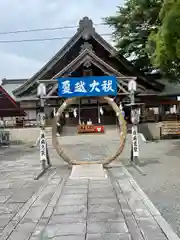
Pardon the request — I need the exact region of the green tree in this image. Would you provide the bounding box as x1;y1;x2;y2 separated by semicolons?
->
105;0;162;74
148;0;180;80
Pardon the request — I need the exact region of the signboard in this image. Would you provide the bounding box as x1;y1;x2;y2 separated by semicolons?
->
95;126;104;133
131;125;139;157
57;76;117;98
40;131;47;161
77;124;104;134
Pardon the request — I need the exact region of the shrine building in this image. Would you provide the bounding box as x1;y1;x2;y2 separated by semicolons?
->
2;17;180;136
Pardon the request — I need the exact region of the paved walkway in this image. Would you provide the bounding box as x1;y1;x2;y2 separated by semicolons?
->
0;130;180;240
0;157;179;240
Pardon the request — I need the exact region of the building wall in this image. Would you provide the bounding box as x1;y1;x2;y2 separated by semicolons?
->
139;122;161;140
20;101;37;123
9;127;40;143
8;127;51;143
2;117;16;127
19;101;38;126
24;109;37;120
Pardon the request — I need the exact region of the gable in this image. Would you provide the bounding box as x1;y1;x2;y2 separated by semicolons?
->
46;49;146;97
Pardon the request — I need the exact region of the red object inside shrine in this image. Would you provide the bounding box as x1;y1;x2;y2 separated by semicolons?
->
77;124;104;134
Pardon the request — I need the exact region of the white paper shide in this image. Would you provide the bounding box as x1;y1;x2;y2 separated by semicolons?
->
40;131;47;161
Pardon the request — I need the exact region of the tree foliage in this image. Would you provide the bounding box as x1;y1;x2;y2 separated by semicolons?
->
105;0;162;74
148;0;180;80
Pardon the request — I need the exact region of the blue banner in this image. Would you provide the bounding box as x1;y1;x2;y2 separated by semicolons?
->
57;76;117;98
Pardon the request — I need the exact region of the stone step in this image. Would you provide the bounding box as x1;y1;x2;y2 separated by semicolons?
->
69;164;107;180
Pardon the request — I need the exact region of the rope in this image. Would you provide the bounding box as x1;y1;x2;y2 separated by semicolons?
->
51;97;127;165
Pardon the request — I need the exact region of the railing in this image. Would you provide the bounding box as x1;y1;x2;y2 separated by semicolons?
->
163;113;179;121
160;121;180;139
1;119;39;128
144;114;159;122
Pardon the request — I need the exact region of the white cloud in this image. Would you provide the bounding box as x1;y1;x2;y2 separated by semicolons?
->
0;0;124;79
0;52;43;79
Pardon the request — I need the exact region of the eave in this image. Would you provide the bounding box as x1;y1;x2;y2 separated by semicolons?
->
16;96;39;102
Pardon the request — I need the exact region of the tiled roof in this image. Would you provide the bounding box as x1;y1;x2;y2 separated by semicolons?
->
157;79;180;96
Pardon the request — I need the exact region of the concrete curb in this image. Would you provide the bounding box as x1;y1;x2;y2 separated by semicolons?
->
122;167;180;240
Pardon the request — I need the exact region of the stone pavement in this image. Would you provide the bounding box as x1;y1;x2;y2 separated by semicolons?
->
0;159;179;239
0;128;180;240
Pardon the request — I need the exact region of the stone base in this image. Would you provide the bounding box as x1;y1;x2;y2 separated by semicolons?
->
69;164;107;180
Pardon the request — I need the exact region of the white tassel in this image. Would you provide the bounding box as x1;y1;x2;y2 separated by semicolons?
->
65;113;69;118
53;108;56;117
119;103;123;111
100;107;104;115
73;109;77;118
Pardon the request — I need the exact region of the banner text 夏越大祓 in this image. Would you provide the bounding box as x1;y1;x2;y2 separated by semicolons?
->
57;76;117;98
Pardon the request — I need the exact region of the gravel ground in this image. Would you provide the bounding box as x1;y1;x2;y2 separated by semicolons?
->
126;139;180;237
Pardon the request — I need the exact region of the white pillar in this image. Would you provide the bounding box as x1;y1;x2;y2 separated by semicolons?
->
98;100;101;124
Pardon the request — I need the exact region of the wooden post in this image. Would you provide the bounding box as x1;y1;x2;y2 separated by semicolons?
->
161;104;165;121
177;102;180;119
141;103;146;122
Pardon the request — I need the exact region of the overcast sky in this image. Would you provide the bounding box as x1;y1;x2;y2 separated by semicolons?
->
0;0;124;80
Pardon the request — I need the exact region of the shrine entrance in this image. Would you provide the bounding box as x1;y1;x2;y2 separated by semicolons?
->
79;98;99;124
